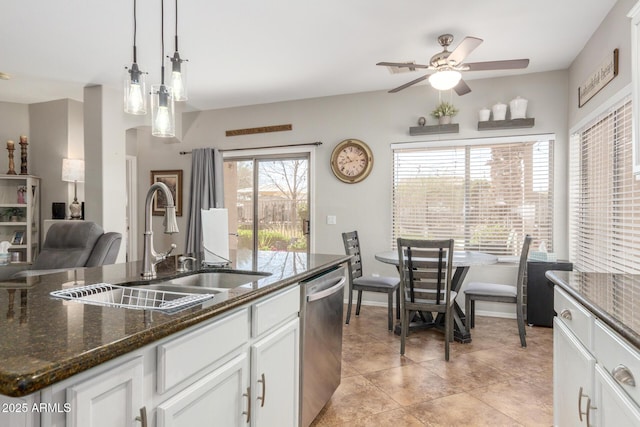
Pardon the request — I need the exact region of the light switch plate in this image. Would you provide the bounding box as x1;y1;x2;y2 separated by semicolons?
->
327;215;336;225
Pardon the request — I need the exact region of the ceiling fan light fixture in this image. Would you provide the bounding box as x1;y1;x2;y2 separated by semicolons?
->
428;70;461;91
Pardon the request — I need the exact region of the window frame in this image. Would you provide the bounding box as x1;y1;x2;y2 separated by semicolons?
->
391;134;555;256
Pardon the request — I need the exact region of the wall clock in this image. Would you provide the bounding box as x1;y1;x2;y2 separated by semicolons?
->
330;139;373;183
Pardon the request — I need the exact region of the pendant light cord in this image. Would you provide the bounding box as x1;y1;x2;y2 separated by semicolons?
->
160;0;165;85
174;0;178;51
132;0;138;62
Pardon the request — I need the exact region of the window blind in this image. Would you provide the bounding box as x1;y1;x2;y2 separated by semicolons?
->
392;137;554;256
569;97;640;273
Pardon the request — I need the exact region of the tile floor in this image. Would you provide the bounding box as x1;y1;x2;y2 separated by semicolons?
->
311;305;553;427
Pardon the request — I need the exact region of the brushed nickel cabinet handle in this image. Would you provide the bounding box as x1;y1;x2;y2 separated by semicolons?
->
584;396;595;427
612;364;636;387
560;309;572;320
578;387;597;425
257;373;266;407
135;406;148;427
242;386;251;423
578;386;584;422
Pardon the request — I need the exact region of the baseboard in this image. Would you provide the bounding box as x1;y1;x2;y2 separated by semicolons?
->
345;299;517;320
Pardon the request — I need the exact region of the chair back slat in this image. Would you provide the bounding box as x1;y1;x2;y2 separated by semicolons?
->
342;230;364;280
516;235;533;305
398;238;454;306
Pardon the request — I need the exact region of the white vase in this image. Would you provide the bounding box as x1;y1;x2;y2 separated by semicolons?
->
492;102;507;121
478;108;490;121
509;96;528;119
439;115;452;125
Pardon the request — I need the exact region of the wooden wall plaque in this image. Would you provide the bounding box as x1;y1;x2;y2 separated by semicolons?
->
225;124;292;137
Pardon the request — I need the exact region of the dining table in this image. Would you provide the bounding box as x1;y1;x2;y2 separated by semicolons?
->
375;250;498;343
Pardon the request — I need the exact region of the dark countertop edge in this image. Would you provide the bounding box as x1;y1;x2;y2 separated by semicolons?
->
1;257;350;398
546;271;640;349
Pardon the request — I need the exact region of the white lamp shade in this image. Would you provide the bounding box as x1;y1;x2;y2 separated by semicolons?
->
428;70;462;91
62;158;85;183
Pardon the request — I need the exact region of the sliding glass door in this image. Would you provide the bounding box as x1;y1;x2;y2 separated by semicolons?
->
224;154;310;262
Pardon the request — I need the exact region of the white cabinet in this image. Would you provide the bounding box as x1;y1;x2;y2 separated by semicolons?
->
250;319;299;427
0;394;39;427
65;356;144;427
553;286;640;426
0;175;40;263
156;353;250;427
595;364;640;426
554;318;596;426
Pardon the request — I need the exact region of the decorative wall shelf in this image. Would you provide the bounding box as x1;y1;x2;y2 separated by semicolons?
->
409;123;459;136
477;118;535;131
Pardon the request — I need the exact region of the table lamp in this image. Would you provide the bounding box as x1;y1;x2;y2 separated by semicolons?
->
62;159;84;219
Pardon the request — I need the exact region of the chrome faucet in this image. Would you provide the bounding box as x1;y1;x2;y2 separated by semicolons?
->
142;182;179;279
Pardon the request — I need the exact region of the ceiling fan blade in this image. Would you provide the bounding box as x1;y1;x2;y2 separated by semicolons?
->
465;59;530;71
388;74;429;93
377;61;429;69
453;79;471;96
448;36;483;64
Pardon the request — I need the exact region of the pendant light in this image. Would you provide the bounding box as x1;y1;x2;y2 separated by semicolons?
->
151;0;175;137
124;0;147;115
168;0;188;101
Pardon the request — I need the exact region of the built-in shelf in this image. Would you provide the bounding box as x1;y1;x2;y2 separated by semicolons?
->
477;118;535;130
409;123;459;136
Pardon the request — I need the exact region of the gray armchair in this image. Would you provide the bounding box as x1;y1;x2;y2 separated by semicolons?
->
13;222;122;277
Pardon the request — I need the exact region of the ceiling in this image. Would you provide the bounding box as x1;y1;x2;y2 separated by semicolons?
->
0;0;617;112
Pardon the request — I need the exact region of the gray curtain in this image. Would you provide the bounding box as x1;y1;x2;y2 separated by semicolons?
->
185;148;224;254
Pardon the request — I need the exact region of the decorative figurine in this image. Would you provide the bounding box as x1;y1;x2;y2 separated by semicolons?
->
19;136;28;175
6;140;16;175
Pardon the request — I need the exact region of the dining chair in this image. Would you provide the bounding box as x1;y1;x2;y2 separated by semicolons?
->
397;238;455;361
342;231;400;330
464;234;533;348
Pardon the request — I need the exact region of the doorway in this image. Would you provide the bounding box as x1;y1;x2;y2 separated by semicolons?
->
223;153;310;262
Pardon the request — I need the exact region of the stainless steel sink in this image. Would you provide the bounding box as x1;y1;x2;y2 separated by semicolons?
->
167;271;271;289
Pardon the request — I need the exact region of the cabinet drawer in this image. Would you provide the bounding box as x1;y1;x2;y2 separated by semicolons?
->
252;285;300;337
554;286;593;349
157;308;249;393
594;320;640;406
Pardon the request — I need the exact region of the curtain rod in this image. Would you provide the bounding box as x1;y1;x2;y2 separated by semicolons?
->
179;141;322;155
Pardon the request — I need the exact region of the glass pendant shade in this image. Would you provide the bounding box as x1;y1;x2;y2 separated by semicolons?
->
169;52;187;101
428;70;462;91
151;84;175;137
124;64;147;114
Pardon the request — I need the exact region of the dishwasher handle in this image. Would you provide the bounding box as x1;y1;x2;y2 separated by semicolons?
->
307;276;346;302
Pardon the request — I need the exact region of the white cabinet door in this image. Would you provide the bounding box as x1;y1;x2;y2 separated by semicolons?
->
554;318;596;426
251;319;299;427
157;353;250;427
595;364;640;426
0;394;39;427
66;356;144;427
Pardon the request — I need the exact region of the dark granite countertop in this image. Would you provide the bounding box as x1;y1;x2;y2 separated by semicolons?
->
546;270;640;350
0;251;350;397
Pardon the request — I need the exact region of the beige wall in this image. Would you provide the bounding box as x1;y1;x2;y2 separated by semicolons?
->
569;0;635;128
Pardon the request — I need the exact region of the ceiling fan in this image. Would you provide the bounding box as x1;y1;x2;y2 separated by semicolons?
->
377;34;529;95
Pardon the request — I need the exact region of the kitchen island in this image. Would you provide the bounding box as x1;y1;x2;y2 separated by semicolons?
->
0;250;350;426
547;271;640;425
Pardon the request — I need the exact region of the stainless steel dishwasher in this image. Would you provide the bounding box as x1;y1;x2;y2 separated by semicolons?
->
299;265;346;427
